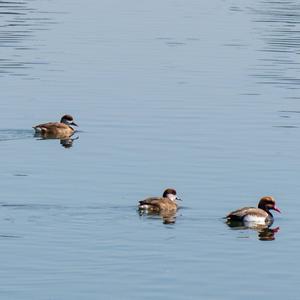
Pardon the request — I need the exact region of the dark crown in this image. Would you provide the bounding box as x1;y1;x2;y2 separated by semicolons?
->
163;188;177;197
61;114;74;122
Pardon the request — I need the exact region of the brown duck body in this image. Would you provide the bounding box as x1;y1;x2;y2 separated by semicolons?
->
138;188;179;212
33;122;75;139
226;207;271;223
139;197;178;212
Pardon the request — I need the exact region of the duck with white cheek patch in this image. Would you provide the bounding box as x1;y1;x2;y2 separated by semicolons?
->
138;188;181;213
33;114;78;139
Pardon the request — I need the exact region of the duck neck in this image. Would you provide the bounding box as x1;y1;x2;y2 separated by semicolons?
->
259;204;273;218
61;120;74;130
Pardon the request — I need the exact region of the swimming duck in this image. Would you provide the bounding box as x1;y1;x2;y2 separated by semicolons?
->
226;196;281;226
33;114;78;139
138;188;180;212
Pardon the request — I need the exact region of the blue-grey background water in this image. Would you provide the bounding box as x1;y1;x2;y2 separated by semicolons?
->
0;0;300;299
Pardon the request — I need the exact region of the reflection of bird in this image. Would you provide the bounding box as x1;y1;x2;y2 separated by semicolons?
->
226;196;281;226
161;210;177;224
33;114;78;139
138;188;180;213
226;223;280;241
139;209;178;224
258;226;280;241
60;136;79;148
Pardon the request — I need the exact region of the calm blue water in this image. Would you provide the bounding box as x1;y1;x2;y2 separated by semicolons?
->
1;0;300;299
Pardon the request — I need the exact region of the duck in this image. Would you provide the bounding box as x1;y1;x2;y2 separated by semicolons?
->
138;188;180;212
33;114;78;139
226;196;281;226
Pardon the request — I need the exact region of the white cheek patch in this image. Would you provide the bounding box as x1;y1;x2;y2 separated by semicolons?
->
243;214;266;225
167;194;177;201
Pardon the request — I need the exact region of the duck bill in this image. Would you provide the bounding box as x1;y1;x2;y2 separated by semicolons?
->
71;122;78;127
273;206;281;213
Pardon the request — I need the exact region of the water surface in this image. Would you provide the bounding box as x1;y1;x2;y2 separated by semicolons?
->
0;1;300;299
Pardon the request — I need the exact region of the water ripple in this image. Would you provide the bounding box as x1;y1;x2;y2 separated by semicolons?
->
0;129;33;141
0;0;60;77
250;1;300;89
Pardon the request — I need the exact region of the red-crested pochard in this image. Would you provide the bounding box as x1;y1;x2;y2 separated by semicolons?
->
226;196;281;225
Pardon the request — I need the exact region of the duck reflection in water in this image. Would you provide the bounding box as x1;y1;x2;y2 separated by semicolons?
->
258;226;280;241
138;188;181;224
60;136;79;148
139;209;177;224
226;221;280;241
34;134;79;148
33;114;79;148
